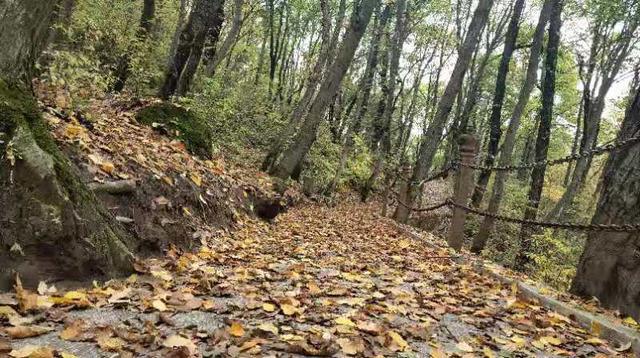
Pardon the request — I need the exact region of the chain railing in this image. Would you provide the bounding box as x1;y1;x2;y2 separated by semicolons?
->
389;134;640;250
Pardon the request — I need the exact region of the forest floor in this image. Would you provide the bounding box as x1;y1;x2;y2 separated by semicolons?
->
0;93;636;357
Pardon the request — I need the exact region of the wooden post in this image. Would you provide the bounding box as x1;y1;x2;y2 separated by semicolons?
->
448;134;478;251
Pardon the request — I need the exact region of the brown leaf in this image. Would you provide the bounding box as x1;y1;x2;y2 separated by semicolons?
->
6;325;53;339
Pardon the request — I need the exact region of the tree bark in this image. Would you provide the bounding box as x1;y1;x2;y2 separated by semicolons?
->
470;0;526;207
546;12;639;221
394;0;494;223
0;0;134;288
471;0;552;253
160;0;225;99
570;86;640;320
361;0;407;202
269;0;379;180
514;0;564;271
327;4;390;194
206;0;245;76
261;0;332;172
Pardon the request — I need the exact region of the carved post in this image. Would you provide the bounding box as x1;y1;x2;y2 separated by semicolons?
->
448;134;478;251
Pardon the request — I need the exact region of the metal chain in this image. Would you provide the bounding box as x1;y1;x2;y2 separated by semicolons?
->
408;162;459;186
389;190;451;212
457;135;640;172
389;191;640;232
450;201;640;232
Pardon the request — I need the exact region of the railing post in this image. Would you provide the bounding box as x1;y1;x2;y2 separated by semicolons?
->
448;134;478;251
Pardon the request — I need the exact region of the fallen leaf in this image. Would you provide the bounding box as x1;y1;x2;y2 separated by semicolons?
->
9;345;54;358
163;335;197;354
336;338;362;355
281;303;297;316
229;322;245;337
257;323;279;335
6;325;53;339
335;316;356;327
97;336;125;352
456;341;474;353
262;303;276;312
387;331;408;351
152;299;168;312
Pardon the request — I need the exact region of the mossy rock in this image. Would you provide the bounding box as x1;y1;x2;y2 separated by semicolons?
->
136;103;213;158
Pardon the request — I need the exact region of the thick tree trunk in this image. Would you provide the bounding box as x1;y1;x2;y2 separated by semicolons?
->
269;0;378;180
514;0;563;271
0;1;133;288
570;87;640;320
160;0;225;99
470;0;526;207
394;0;494;223
206;0;245;76
471;0;552;253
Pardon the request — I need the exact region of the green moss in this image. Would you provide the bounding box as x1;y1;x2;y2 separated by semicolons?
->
136;103;213;157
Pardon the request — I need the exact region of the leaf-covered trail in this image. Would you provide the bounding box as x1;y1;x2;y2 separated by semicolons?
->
2;200;626;357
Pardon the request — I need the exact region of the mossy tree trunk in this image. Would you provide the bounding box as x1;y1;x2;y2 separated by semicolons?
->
0;0;134;288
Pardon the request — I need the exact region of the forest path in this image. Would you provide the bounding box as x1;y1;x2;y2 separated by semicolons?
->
4;200;626;357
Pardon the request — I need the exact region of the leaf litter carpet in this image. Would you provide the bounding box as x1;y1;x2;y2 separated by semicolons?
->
1;201;629;357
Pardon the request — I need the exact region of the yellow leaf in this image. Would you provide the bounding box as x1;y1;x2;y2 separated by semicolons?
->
335;316;356;327
456;341;474;353
281;303;297;316
257;323;279;335
337;338;362;355
152;299;167;312
585;337;605;345
229;322;245;337
99;161;115;175
59;353;78;358
387;331;408;351
0;305;18;317
163;335;197;354
590;321;602;336
63;291;87;301
190;173;202;187
623;316;638;326
97;337;125;352
263;303;276;312
150;269;173;281
430;348;447;358
540;336;562;346
9;345;54;358
483;346;495;358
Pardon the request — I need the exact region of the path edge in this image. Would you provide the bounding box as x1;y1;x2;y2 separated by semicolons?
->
392;222;640;357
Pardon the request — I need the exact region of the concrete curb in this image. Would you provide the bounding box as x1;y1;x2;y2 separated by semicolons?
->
393;223;640;356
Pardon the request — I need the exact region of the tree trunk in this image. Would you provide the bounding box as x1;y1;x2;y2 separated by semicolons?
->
111;0;157;92
546;12;638;221
0;1;133;289
470;0;526;207
269;0;379;180
160;0;225;99
206;0;244;76
327;4;390;194
514;0;563;271
394;0;494;223
471;0;552;253
570;86;640;321
361;0;407;202
261;0;332;172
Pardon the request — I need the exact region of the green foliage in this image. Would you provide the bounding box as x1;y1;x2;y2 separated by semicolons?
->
136;103;213;158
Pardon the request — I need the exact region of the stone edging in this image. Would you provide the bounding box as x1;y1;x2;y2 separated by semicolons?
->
393;222;640;357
